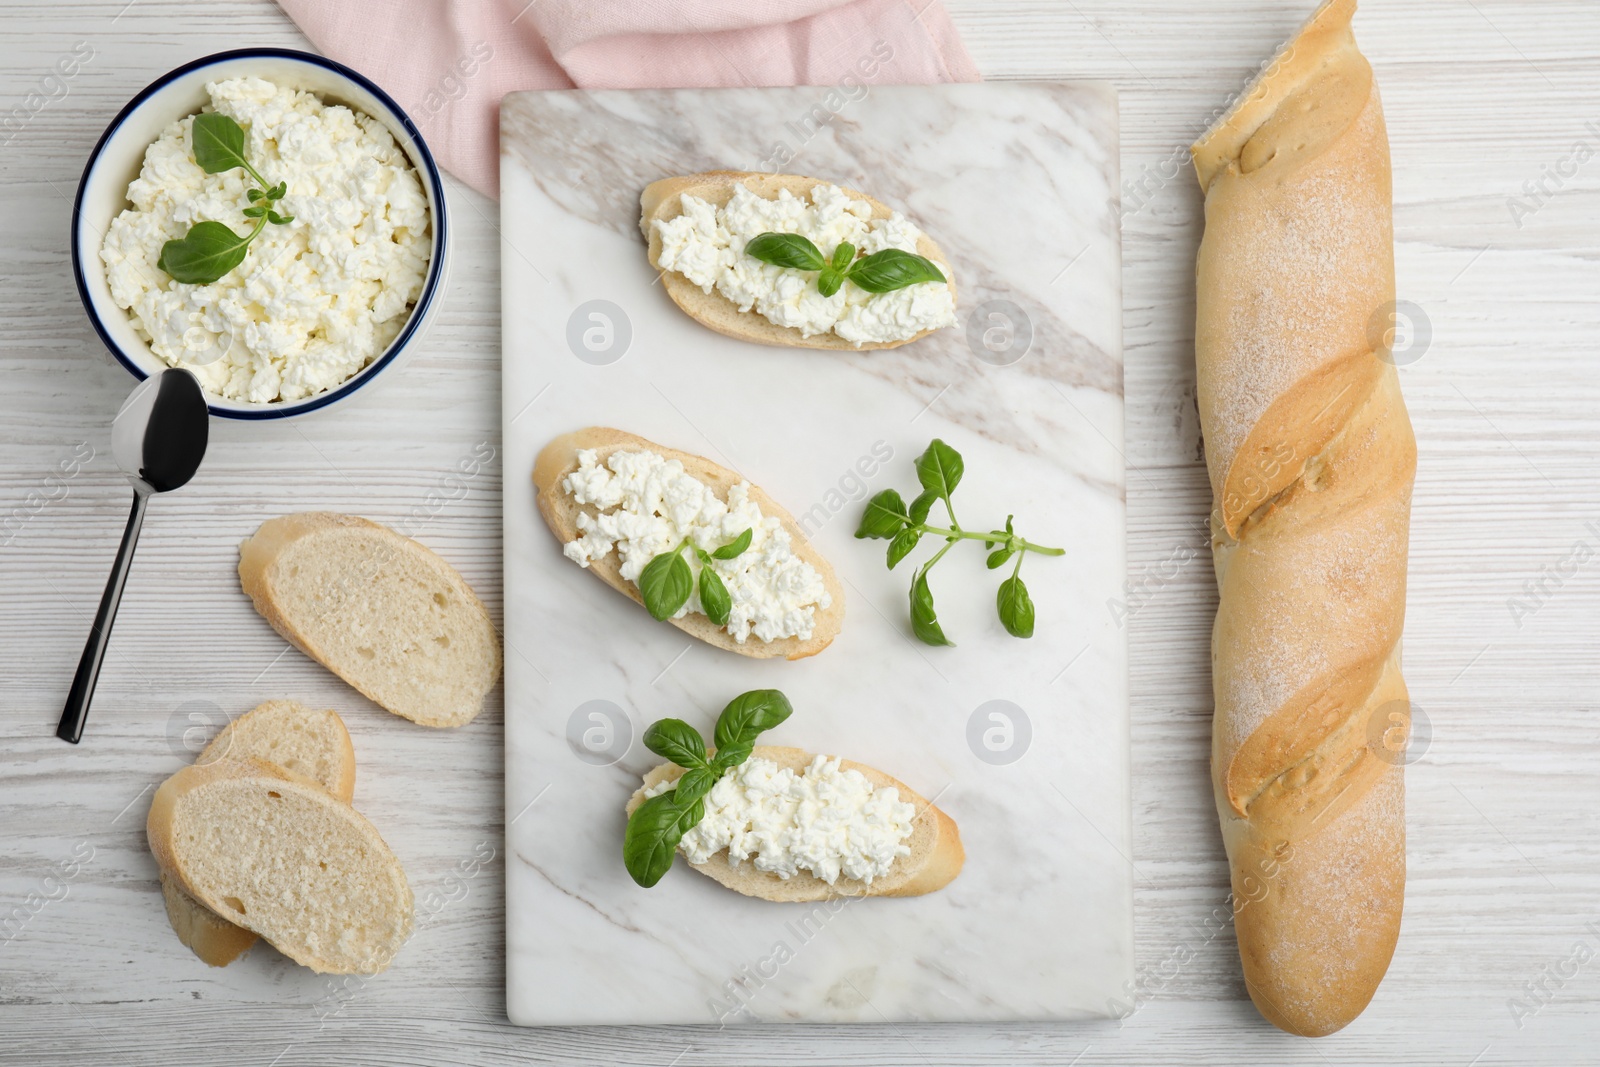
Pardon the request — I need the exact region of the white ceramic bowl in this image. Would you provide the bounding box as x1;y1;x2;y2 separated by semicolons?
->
71;48;450;420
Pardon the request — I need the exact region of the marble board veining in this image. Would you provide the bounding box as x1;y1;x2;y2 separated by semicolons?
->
500;84;1129;1027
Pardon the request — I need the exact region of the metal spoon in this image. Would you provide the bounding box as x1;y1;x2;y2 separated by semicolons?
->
56;369;209;744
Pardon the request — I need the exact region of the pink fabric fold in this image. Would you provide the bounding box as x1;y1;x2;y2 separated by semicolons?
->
275;0;980;199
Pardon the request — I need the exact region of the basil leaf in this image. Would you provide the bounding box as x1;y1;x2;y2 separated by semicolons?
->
710;528;752;560
915;439;964;498
266;210;294;225
190;112;249;175
246;187;264;203
887;527;921;569
909;489;938;525
745;232;826;271
242;205;267;218
997;575;1035;638
267;181;287;200
713;689;794;751
817;266;845;298
910;567;953;646
156;220;251;285
638;545;693;620
855;489;908;539
673;767;718;807
642;718;708;768
623;792;703;888
710;742;754;773
830;242;855;271
699;566;732;628
987;545;1015;569
845;248;946;293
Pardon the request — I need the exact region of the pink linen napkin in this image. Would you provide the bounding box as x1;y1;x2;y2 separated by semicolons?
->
275;0;981;199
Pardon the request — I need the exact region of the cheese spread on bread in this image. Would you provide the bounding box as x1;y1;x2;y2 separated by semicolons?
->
643;754;916;884
653;182;956;345
561;448;832;643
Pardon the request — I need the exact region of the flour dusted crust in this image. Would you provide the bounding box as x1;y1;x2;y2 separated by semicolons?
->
640;171;956;351
1191;0;1415;1037
532;428;844;660
625;746;962;900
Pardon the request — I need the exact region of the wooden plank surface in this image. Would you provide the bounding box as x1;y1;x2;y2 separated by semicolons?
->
1;1;1596;1063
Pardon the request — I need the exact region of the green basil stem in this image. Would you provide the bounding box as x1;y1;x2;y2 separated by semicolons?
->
918;523;1064;556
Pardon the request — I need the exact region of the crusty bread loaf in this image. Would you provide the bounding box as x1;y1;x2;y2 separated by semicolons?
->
533;427;844;660
159;700;358;967
1191;0;1415;1037
626;745;962;900
640;170;956;351
148;758;413;975
238;513;501;727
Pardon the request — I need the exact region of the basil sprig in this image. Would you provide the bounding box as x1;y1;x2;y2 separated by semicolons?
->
623;690;794;888
157;112;293;285
744;232;945;299
637;529;752;626
856;439;1064;645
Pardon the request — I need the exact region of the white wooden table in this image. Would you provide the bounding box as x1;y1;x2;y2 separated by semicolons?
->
2;2;1597;1063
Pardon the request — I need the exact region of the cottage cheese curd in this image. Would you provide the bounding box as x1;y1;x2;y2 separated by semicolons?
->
653;182;956;346
645;755;917;884
561;448;831;643
100;77;431;403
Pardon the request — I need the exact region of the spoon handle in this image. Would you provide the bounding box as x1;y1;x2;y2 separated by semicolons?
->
56;488;150;744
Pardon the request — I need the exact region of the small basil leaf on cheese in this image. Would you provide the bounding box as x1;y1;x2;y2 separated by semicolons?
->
624;792;703;888
744;231;827;271
855;489;909;539
714;689;794;752
710;528;752;560
190;112;250;175
845;248;946;293
997;573;1035;639
699;566;733;628
710;742;753;774
638;540;694;620
887;527;921;570
910;566;954;646
643;718;709;769
673;766;717;806
915;439;964;499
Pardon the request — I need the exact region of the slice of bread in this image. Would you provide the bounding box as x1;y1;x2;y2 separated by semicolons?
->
148;758;414;975
159;700;358;967
641;171;957;351
626;745;963;900
533;427;844;660
238;513;501;727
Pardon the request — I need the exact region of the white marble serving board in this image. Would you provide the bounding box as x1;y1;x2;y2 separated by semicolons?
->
500;84;1129;1027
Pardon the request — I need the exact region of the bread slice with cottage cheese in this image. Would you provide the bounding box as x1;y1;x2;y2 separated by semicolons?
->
147;757;413;975
533;427;844;661
626;745;963;900
641;171;957;351
238;513;501;728
157;700;358;967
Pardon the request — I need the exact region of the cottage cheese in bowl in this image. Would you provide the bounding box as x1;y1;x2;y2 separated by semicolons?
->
99;77;431;404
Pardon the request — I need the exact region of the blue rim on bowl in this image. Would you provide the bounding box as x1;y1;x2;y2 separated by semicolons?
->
71;47;449;420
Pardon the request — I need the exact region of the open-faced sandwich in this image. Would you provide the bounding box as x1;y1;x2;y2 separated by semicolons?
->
641;171;957;351
533;428;843;659
623;690;963;900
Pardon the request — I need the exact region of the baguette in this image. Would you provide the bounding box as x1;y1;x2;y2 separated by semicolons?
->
533;427;844;660
626;745;962;900
238;513;501;727
1191;0;1415;1037
147;758;413;975
641;171;956;351
158;700;357;967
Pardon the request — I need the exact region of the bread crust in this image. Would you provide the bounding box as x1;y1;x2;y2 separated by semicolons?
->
640;170;956;351
625;745;962;900
1191;0;1413;1038
533;427;843;660
238;512;501;727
